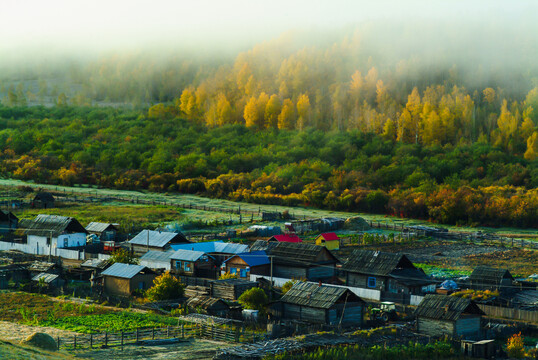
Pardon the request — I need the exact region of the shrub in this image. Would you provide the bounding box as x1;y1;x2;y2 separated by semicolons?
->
238;288;268;313
145;272;185;301
219;272;238;280
281;280;297;295
506;332;525;359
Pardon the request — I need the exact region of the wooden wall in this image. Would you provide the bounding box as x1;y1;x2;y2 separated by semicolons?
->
417;317;455;337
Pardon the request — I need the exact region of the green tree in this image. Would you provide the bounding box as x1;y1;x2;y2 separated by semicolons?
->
145;271;185;301
238;287;268;312
110;248;138;265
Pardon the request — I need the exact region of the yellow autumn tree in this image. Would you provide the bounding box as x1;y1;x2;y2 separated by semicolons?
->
265;94;281;129
179;87;197;119
524;132;538;161
397;109;415;143
296;93;311;130
382;118;397;141
278;99;296;130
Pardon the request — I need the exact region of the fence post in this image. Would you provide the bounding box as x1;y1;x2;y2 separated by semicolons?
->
152;327;155;340
167;326;170;338
57;336;60;349
136;328;139;343
74;334;76;350
211;325;214;340
90;333;92;349
105;332;108;347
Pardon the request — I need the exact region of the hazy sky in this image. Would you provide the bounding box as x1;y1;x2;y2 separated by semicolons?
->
1;0;535;54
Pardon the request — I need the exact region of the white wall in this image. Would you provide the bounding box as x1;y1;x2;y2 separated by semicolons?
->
56;233;86;248
27;235;49;248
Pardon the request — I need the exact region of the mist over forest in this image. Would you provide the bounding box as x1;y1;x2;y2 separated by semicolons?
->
0;1;537;228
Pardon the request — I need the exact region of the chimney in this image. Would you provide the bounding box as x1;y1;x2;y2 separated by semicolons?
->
318;280;322;287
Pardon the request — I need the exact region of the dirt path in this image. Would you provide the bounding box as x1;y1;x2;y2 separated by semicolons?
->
0;320;79;342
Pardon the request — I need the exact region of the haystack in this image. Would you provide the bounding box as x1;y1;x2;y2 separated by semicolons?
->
343;216;370;230
21;332;57;351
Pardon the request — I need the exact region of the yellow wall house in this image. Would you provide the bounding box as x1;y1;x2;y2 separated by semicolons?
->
315;232;340;250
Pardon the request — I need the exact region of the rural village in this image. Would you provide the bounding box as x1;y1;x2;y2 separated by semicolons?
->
0;185;537;359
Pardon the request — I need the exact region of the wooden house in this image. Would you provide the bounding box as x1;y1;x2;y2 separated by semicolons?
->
315;233;340;251
210;279;258;300
85;222;119;242
252;241;338;282
101;263;157;297
277;282;364;326
468;266;514;292
0;210;18;233
267;234;302;243
170;241;248;266
343;250;435;295
128;230;189;255
32;192;55;209
222;251;270;279
415;294;484;339
186;296;230;317
170;250;217;278
25;215;88;249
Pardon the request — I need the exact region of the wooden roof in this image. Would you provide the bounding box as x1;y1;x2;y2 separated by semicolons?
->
469;266;513;286
280;282;364;309
186;296;229;310
415;294;484;321
266;242;338;266
25;214;87;237
342;249;415;276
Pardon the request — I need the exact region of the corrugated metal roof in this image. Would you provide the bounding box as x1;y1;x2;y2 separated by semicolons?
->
128;230;186;248
415;294;484;321
81;258;109;270
32;272;59;283
140;250;175;262
101;263;146;279
268;242;337;265
270;234;302;243
342;250;415;276
170;241;248;254
85;222;118;233
186;296;228;310
25;214;87;237
225;251;269;267
27;261;55;272
170;250;207;262
249;240;278;252
280;282;362;309
318;233;339;241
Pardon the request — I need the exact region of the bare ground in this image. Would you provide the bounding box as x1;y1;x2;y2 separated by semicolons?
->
0;320;79;343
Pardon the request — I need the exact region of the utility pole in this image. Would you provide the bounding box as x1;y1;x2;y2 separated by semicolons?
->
270;255;273;299
147;230;149;253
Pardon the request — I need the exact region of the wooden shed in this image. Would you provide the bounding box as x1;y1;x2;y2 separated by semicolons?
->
343;250;435;295
101;263;157;297
128;230;189;255
315;233;340;250
222;251;270;279
0;210;18;233
252;241;338;282
32;272;64;288
186;296;230;317
277;282;364;326
469;266;513;292
32;192;55;209
415;294;484;339
85;222;119;242
210;279;258;301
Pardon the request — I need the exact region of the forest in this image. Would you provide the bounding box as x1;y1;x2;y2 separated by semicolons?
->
0;24;537;228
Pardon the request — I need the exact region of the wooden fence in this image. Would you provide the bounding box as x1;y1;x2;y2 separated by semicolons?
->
478;304;538;324
57;323;264;350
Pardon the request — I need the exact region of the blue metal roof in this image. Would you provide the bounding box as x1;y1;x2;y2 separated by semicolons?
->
128;230;182;248
170;241;248;254
170;249;207;262
225;251;270;267
101;263;146;279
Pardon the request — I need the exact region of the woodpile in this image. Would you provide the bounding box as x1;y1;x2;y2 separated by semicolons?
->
185;285;210;298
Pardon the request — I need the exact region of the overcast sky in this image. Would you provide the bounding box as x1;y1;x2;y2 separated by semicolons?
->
1;0;535;54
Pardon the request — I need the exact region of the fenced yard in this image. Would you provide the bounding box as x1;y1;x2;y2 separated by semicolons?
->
56;323;264;350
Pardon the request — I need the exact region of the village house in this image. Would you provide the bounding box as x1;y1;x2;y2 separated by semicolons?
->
32;192;55;209
139;250;174;271
85;222;119;242
275;282;365;326
251;240;338;282
343;250;435;298
170;241;248;266
468;266;514;292
415;294;485;339
315;232;340;250
128;230;189;255
170;249;217;278
101;263;157;297
25;214;88;249
222;251;270;279
0;210;18;233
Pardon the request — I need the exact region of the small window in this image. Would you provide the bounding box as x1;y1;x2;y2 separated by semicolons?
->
230;268;237;275
184;262;191;272
240;268;247;278
64;238;69;247
138;281;145;290
175;261;182;269
367;277;376;288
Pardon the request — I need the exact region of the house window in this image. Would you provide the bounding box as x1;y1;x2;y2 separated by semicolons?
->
184;262;191;272
240;268;247;278
175;261;182;269
230;268;237;275
138;282;145;290
64;238;69;247
367;277;376;288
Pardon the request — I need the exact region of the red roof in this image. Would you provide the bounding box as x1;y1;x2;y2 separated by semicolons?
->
319;232;339;241
271;234;302;243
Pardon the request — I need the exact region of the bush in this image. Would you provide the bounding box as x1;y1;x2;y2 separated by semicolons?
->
219;272;238;280
506;332;525;359
238;288;268;313
281;280;297;295
145;272;185;301
109;248;138;265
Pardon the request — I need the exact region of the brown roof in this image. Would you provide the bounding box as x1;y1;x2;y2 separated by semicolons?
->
280;282;364;309
469;266;513;287
415;294;484;321
25;215;87;237
343;250;415;276
186;296;229;310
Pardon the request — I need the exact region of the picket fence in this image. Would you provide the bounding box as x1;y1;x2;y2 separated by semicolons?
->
0;241;82;260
